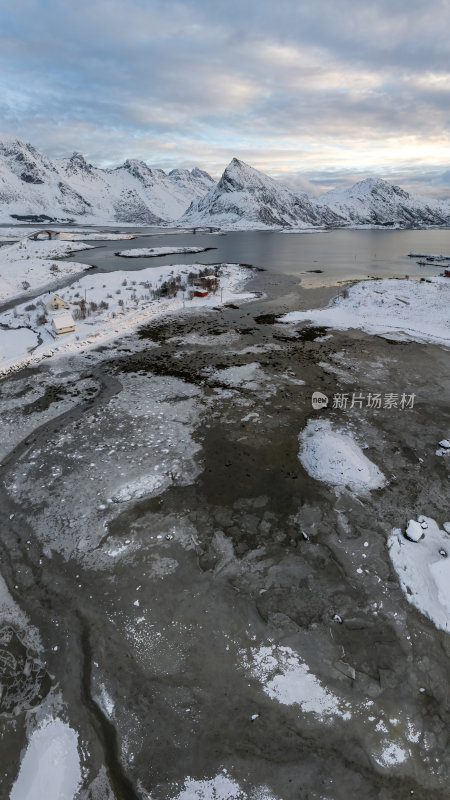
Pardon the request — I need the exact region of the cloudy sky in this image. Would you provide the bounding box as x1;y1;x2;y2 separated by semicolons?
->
1;0;449;196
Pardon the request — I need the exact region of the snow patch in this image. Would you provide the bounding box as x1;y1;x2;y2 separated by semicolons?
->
206;362;265;390
10;717;81;800
241;645;351;722
299;419;385;492
374;741;409;769
388;516;450;632
169;772;277;800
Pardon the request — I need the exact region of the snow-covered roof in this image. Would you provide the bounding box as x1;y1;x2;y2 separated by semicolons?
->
52;312;75;330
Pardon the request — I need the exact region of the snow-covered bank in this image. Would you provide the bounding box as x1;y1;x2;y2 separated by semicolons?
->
0;228;138;242
279;277;450;347
0;238;95;302
116;245;211;258
388;517;450;633
54;231;136;241
299;419;386;493
0;262;255;375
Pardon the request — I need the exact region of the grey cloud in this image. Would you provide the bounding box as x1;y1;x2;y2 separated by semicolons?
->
0;0;449;198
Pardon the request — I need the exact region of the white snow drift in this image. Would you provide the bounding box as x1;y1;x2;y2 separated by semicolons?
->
298;419;386;492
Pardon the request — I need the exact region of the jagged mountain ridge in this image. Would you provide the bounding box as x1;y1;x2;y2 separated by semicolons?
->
1;138;449;228
0;138;215;224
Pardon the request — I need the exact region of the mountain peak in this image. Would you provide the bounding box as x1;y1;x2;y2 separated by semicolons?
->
220;158;277;193
191;167;214;183
66;151;93;172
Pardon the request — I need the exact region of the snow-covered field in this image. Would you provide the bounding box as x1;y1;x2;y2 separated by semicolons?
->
388;516;450;632
0;262;254;375
116;245;210;257
279;277;450;346
298;419;386;493
0;238;95;302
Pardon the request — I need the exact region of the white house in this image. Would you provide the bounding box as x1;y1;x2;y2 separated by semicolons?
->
52;312;76;335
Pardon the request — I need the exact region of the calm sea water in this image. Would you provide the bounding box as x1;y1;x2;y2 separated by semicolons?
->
69;227;450;289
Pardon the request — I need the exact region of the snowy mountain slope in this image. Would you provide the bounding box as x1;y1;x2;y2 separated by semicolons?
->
179;158;345;229
169;167;215;196
318;177;450;227
57;154;215;223
0;138;94;222
0;138;214;224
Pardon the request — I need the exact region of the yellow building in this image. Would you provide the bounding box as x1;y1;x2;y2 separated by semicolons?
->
45;294;70;313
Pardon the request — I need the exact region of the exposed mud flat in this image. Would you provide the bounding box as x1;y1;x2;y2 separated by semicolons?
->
0;276;449;799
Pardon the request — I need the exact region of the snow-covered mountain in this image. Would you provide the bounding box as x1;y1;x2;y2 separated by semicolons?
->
0;137;215;224
168;167;215;196
0;138;94;222
317;177;450;227
1;138;449;228
180;158;344;229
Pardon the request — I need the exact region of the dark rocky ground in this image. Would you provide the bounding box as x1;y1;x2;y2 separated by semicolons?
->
0;279;449;800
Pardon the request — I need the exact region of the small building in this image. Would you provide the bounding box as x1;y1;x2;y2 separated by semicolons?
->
194;289;209;297
45;294;70;312
52;312;76;335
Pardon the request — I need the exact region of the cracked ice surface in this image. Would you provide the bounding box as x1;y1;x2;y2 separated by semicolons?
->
6;374;204;563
